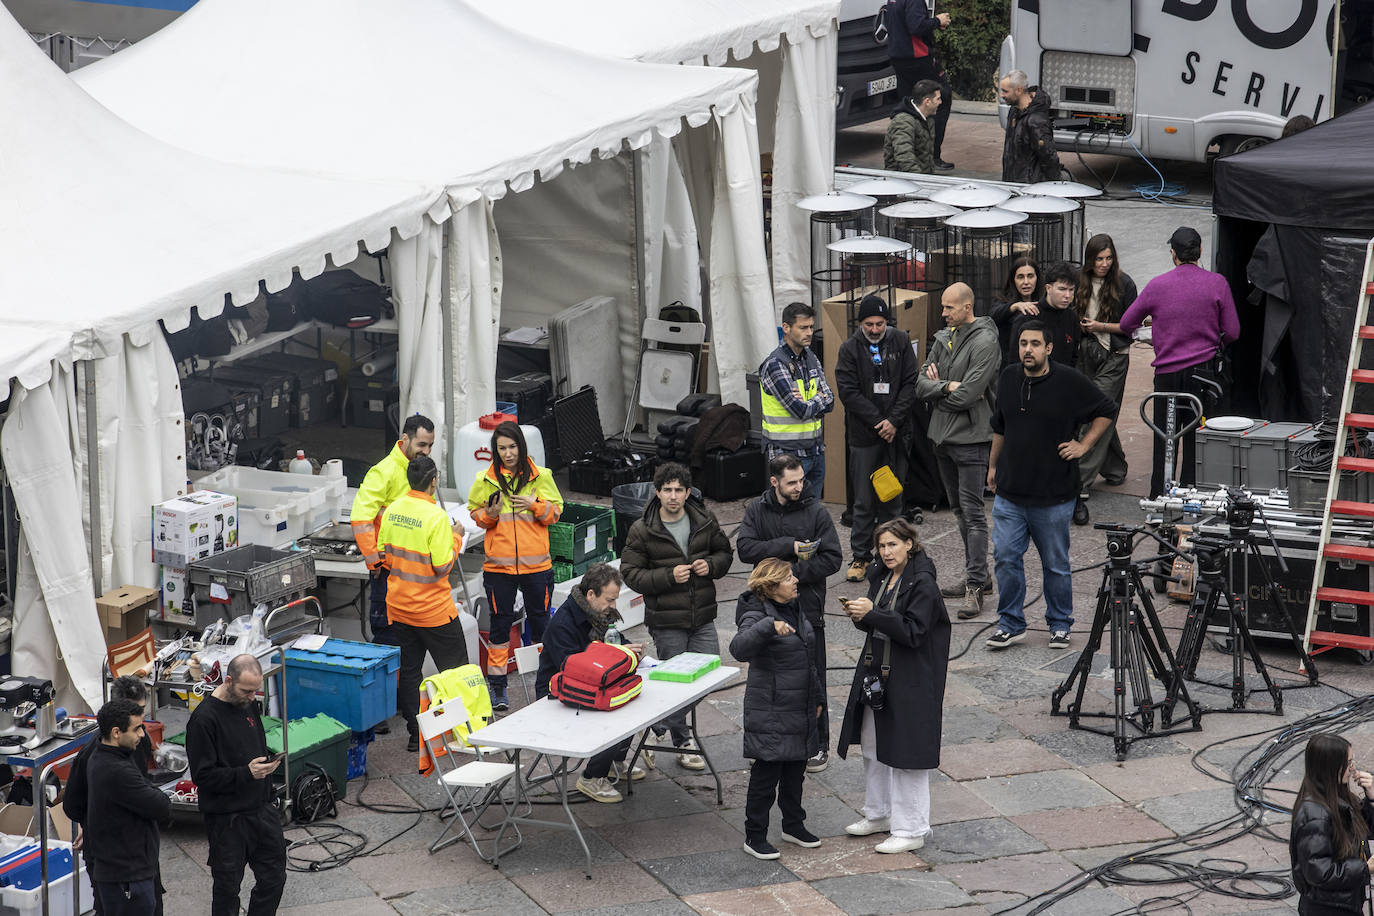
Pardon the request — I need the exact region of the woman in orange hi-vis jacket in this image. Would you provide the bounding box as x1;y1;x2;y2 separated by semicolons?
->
466;420;563;711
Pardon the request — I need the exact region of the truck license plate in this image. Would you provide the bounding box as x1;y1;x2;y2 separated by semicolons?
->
867;75;897;96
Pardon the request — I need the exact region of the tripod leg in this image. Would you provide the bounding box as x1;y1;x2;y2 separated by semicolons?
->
1228;598;1284;714
1137;577;1203;730
1054;570;1112;725
1110;593;1131;760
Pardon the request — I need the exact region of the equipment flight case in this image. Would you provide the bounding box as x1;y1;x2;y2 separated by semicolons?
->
554;387;653;496
208;365;296;437
239;353;341;426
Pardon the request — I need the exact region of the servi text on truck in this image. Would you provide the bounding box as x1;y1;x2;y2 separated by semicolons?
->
1001;0;1373;164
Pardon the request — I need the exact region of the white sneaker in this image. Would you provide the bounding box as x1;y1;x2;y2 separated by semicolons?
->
875;835;925;854
844;817;890;837
641;748;656;770
576;776;622;804
676;747;706;771
612;761;646;782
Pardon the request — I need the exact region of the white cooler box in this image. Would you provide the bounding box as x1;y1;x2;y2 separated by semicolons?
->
198;466;347;548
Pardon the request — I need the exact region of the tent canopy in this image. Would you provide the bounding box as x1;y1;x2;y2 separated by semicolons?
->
469;0;838;65
1213;101;1374;228
0;10;447;388
75;0;758;201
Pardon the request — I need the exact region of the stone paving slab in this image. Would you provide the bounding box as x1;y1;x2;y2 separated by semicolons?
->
347;845;508;897
994;886;1141;916
1139;787;1246;836
683;880;849;916
920;817;1046;864
564;901;698;916
939;705;1025;745
1058;841;1157;871
937;738;1071;780
929;776;999;825
811;869;975;914
1082;754;1230;803
783;836;933;881
388;880;546;916
279;900;400;916
640;847;797;896
602;811;744;858
716;789;860;840
1029;727;1194;767
573;776;711;827
1009;804;1175;849
933;850;1082;896
510;861;670;913
963;769;1119;816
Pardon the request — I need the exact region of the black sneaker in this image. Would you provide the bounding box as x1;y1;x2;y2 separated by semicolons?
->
406;733;420;753
806;749;829;773
985;629;1025;650
1073;498;1090;526
781;827;822;848
1049;630;1071;649
934;158;956;170
744;838;780;860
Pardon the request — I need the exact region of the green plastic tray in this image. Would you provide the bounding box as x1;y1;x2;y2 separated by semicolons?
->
648;652;721;682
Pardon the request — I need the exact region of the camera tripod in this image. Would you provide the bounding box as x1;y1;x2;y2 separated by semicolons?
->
1164;491;1317;718
1052;525;1202;761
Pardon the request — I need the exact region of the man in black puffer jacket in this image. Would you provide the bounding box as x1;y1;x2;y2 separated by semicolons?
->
999;69;1061;184
621;462;733;769
736;454;842;772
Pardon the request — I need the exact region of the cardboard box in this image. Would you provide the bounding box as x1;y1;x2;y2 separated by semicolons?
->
818;288;928;506
151;491;238;568
97;585;158;644
159;565;194;624
821;285;932;353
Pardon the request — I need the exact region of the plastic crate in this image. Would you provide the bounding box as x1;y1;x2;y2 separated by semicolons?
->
263;713;350;800
0;839;91;916
553;550;615;584
1195;419;1266;488
188;544;316;625
284;638;400;732
1288;466;1369;512
549;502;615;564
347;729;375;780
197;465;347;548
1234;422;1313;491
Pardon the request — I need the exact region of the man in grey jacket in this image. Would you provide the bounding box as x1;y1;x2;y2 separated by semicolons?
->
916;283;1001;618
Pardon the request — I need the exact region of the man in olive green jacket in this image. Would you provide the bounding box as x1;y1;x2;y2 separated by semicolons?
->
883;79;942;174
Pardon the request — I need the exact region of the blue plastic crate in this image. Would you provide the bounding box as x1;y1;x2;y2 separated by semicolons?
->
347;729;374;780
283;638;399;732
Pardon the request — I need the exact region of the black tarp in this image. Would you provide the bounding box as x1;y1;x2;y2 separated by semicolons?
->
1212;102;1374;422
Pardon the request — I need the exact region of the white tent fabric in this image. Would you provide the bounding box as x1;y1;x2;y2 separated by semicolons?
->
77;0;774;424
468;0;840;315
0;6;447;711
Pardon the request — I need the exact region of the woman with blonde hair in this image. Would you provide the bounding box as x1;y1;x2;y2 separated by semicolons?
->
730;557;824;860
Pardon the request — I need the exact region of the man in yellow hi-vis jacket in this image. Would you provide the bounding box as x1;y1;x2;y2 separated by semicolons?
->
377;455;470;752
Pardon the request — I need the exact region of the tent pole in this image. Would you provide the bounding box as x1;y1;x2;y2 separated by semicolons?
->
78;361;102;597
440;218;455;487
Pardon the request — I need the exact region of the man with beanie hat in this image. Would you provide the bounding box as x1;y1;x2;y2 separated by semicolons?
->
1119;227;1239;497
835;295;920;581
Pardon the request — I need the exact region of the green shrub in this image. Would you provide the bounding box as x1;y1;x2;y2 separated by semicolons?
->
935;0;1010;102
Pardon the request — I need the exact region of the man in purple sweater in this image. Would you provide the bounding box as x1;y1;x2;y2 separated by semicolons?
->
1119;227;1240;497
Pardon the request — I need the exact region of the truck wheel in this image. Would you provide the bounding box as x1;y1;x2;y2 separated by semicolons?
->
1216;135;1269;158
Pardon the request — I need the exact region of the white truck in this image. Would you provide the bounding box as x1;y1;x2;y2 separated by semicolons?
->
1001;0;1373;162
836;0;900;128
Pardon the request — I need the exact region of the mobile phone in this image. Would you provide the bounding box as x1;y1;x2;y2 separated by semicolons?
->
263;751;283;763
837;597;850;607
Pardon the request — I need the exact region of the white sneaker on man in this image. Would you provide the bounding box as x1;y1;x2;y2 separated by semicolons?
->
611;761;646;782
576;776;623;804
875;835;925;854
844;817;890;836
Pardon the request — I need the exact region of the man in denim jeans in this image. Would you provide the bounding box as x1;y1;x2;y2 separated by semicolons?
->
985;322;1113;650
916;282;1001;620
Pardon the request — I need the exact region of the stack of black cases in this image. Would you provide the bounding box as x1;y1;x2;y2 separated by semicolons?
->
701;436;767;501
239;353;341;426
207;365;295;437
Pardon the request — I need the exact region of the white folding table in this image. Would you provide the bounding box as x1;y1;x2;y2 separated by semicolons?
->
470;665;739;877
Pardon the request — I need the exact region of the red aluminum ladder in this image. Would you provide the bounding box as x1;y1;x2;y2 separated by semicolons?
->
1303;240;1374;662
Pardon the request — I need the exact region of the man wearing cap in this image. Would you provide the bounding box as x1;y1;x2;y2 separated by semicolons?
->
1119;227;1239;497
835;295;920;581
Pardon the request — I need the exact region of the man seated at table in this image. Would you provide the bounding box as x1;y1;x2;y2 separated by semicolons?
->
535;563;646;803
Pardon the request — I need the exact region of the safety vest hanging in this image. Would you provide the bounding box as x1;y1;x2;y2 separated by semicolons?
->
761;376;822;444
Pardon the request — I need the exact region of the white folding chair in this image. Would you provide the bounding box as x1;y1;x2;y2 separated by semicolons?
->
416;701;521;863
513;642;543;705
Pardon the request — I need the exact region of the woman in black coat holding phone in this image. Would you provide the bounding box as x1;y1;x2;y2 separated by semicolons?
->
1290;733;1374;915
730;558;825;861
836;517;950;854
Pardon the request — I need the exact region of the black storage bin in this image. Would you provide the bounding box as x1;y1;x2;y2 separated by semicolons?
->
531;410;561;470
348;369;396;430
495;372;553;422
209;365;294;437
240;353;341;426
700;445;766;502
183;377;259;440
568;448;655;497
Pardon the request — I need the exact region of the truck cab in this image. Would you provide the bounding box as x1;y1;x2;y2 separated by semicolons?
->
1001;0;1371;163
836;0;899;129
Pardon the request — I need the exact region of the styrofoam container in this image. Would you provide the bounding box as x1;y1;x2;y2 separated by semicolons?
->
0;838;94;916
198;466;348;548
454;416;546;500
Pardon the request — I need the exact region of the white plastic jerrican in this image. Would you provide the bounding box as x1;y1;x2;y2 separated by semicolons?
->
454;420;546;498
197;465;348;548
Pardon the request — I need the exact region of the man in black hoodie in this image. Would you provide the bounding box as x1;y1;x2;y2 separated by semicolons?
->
999;69;1061;183
736;454;843;771
1009;261;1081;367
185;654;286;916
985;322;1113;653
835;295;920;581
85;698;170;916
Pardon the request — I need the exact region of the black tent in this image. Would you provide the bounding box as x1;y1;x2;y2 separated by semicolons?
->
1212;101;1374;422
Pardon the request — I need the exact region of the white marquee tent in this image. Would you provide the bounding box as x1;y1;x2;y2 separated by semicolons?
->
77;0;779;437
468;0;840;314
0;8;448;710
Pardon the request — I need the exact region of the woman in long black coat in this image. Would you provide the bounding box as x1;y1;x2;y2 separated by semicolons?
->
836;517;950;854
1289;733;1374;914
730;558;824;861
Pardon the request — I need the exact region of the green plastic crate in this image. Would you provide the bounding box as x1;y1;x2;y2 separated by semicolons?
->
263;713;350;799
549;503;615;564
553;550;615;583
648;652;721;682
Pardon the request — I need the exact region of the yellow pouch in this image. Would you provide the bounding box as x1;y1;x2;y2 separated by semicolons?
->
870;465;903;503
